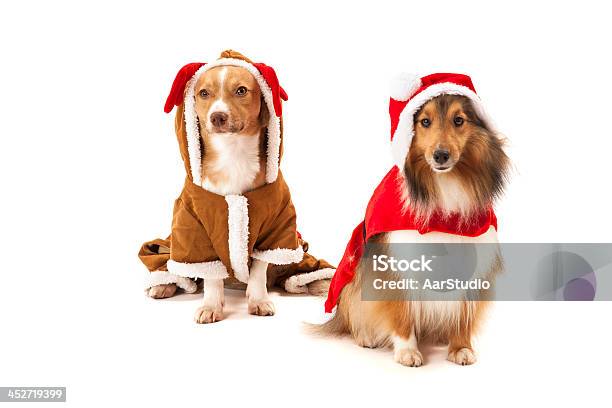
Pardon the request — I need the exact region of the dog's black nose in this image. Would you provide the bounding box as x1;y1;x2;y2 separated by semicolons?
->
210;112;228;128
433;149;450;165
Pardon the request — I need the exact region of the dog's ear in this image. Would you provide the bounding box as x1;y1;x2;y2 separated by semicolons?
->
258;96;270;127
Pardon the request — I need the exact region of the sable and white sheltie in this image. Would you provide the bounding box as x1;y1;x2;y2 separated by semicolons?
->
315;94;510;366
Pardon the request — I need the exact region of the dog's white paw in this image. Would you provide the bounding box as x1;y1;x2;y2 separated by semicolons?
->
176;277;198;293
394;348;423;367
248;298;275;316
447;348;476;366
194;306;224;324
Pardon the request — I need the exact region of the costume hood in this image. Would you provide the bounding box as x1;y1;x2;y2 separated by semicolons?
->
163;49;288;185
325;73;498;312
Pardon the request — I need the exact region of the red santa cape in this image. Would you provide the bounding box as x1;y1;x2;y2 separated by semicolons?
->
324;72;498;313
324;167;497;312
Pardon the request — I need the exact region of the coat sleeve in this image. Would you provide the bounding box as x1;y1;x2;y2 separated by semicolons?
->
140;237;200;292
250;197;304;265
167;198;229;280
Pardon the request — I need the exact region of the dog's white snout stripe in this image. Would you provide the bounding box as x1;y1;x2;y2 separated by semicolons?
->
207;67;229;124
209;100;229;116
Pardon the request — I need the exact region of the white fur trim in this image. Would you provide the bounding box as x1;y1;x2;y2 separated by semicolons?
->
284;268;335;294
225;194;250;283
391;82;497;170
147;271;178;286
167;259;229;280
252;246;304;265
145;271;198;293
183;58;282;185
390;73;421;101
183;76;203;186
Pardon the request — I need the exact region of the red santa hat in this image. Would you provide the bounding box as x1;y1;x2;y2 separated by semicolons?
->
163;56;288;186
389;73;496;170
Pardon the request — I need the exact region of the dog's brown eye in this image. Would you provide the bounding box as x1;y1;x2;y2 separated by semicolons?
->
199;89;209;98
420;118;431;128
454;116;464;126
236;86;248;96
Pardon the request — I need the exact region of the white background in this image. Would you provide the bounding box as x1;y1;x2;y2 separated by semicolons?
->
1;1;611;407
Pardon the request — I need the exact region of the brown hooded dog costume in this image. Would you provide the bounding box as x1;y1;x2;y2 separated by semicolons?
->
139;50;334;294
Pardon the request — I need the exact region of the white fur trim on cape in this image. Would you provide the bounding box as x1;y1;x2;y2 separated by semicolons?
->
284;268;335;294
252;246;305;265
167;260;229;280
391;82;497;171
145;271;199;293
390;73;421;101
225;194;250;283
183;58;282;186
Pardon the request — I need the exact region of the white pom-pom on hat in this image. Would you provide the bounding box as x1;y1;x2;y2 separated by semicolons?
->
389;73;422;101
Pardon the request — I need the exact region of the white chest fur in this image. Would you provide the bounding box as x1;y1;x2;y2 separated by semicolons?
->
201;133;261;195
386;227;499;330
435;174;472;216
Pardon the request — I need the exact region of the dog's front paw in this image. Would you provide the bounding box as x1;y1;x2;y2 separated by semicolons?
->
248;298;275;316
194;306;224;324
447;348;476;366
394;348;423;367
148;284;177;299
